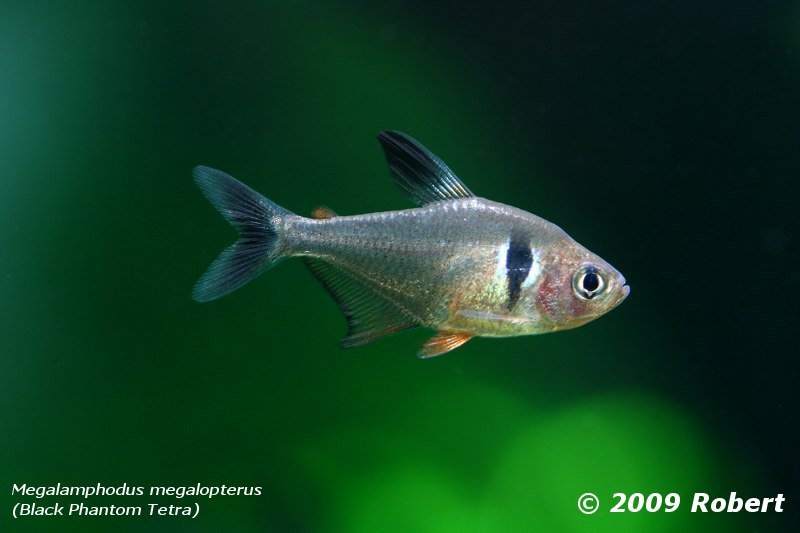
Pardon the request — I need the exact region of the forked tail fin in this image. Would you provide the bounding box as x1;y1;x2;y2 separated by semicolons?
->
192;166;295;302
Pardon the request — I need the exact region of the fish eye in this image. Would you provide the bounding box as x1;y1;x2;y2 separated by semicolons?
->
573;265;605;300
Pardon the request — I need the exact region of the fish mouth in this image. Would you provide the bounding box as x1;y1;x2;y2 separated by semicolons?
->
610;278;630;309
616;283;630;306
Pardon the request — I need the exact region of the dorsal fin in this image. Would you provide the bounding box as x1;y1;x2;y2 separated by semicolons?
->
376;130;474;206
303;258;419;347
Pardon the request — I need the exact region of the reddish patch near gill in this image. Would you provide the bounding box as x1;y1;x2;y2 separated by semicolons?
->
536;273;560;318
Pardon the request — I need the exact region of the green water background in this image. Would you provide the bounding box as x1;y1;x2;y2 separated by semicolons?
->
1;1;797;531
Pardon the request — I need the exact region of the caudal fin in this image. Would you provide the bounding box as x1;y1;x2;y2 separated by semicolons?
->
192;166;295;302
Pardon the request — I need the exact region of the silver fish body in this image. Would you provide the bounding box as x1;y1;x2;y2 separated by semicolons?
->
193;131;629;357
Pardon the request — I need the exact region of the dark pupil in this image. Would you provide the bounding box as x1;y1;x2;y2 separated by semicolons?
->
582;271;600;292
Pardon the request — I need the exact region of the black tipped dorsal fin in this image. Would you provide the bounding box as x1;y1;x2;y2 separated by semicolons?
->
377;131;474;206
303;258;419;347
419;331;474;358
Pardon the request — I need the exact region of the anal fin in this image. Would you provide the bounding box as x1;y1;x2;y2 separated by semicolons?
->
303;258;418;348
419;331;474;359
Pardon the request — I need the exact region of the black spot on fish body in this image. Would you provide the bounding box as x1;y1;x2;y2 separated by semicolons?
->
506;231;532;309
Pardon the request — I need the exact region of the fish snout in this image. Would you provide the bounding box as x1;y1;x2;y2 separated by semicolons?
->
616;276;630;306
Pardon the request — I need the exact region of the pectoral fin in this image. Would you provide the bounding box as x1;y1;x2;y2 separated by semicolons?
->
418;331;475;359
457;309;535;325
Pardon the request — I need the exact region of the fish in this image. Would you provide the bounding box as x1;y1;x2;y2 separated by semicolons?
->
192;131;630;358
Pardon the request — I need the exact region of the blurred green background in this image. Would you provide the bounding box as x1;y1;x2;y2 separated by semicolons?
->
1;1;797;531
